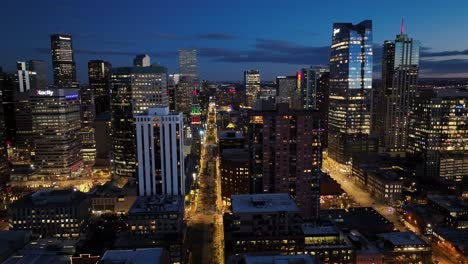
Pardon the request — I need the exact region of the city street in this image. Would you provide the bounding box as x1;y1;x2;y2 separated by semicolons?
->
186;102;224;264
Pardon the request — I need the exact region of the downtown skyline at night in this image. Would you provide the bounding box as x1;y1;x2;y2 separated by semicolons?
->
1;0;468;81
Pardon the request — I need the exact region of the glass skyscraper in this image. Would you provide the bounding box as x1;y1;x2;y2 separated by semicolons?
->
244;70;260;107
88;60;111;115
51;34;78;88
378;27;419;155
328;20;373;164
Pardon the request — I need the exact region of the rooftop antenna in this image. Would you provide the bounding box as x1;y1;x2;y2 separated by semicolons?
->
400;17;405;34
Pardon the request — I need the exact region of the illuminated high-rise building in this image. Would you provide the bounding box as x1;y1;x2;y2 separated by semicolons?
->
80;85;96;165
328;20;373;164
133;54;151;67
249;103;323;219
178;49;197;78
244;70;260;107
0;90;9;184
17;60;47;92
110;66;168;179
51;34;77;88
88;60;111;114
379;23;420;155
407;89;467;182
31;88;83;179
135;107;185;196
300;67;330;146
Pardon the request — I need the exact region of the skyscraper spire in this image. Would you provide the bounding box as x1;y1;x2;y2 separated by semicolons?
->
401;17;405;34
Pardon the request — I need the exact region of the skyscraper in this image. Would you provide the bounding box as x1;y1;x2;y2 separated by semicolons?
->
17;61;46;92
300;67;330;147
379;24;420;155
31;88;83;179
276;75;301;109
51;34;77;88
135;107;185;196
88;60;111;115
178;49;197;77
80;85;96;166
133;54;151;67
407;89;467;183
249;103;323;219
0;90;9;184
27;60;47;89
244;70;260;107
110;66;168;179
328;20;373;164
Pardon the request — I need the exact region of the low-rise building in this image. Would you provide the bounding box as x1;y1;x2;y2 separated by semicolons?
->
234;254;316;264
115;195;185;264
432;227;468;260
224;193;303;259
301;224;355;264
90;182;137;215
2;238;79;264
377;232;432;264
219;130;245;153
100;248;169;264
427;195;468;228
367;170;402;204
8;189;90;238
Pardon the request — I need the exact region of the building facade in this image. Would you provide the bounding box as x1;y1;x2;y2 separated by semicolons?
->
51;34;77;88
110;66;168;179
0;91;9;184
379;28;419;155
80;85;96;166
8;189;90;238
134;107;185;196
220;149;250;203
88;60;111;115
244;70;260;107
407;89;467;182
328;20;373;164
178;49;197;77
30;88;83;179
249;103;323;219
133;54;151;67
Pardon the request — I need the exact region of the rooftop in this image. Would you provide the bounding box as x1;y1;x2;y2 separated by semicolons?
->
428;195;468;213
129;195;184;214
231;193;299;214
221;148;249;162
219;130;244;140
301;224;340;236
2;239;78;264
100;248;165;264
9;189;88;208
243;255;315;264
378;232;427;247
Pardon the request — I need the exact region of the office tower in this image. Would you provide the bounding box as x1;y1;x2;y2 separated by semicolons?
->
110;66;168;179
178;49;197;77
80;85;96;165
27;60;47;89
135;107;185;196
190;90;202;156
301;67;330;147
379;25;420;155
328;20;373;164
88;60;111;114
8;189;90;238
407;89;467;182
51;34;77;87
31;88;83;179
13;92;33;164
0;92;9;184
249;103;323;219
0;71;17;143
175;76;195;115
244;70;260;107
94;112;111;164
276;75;301;108
133;54;151;67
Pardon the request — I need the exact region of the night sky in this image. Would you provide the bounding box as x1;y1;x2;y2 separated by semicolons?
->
1;0;468;82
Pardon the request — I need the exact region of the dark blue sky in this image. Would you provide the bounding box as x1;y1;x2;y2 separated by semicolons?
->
1;0;468;81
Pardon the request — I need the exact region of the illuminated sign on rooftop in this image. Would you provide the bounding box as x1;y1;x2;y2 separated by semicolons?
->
333;28;340;36
37;90;54;96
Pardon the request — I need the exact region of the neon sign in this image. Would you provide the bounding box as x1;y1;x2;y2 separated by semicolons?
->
65;94;79;99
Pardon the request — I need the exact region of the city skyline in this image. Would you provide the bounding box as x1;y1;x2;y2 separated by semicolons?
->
1;0;468;82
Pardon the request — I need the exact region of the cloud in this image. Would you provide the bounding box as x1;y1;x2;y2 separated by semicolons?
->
420;59;468;74
149;32;239;40
421;49;468;57
254;38;328;55
34;47;177;58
